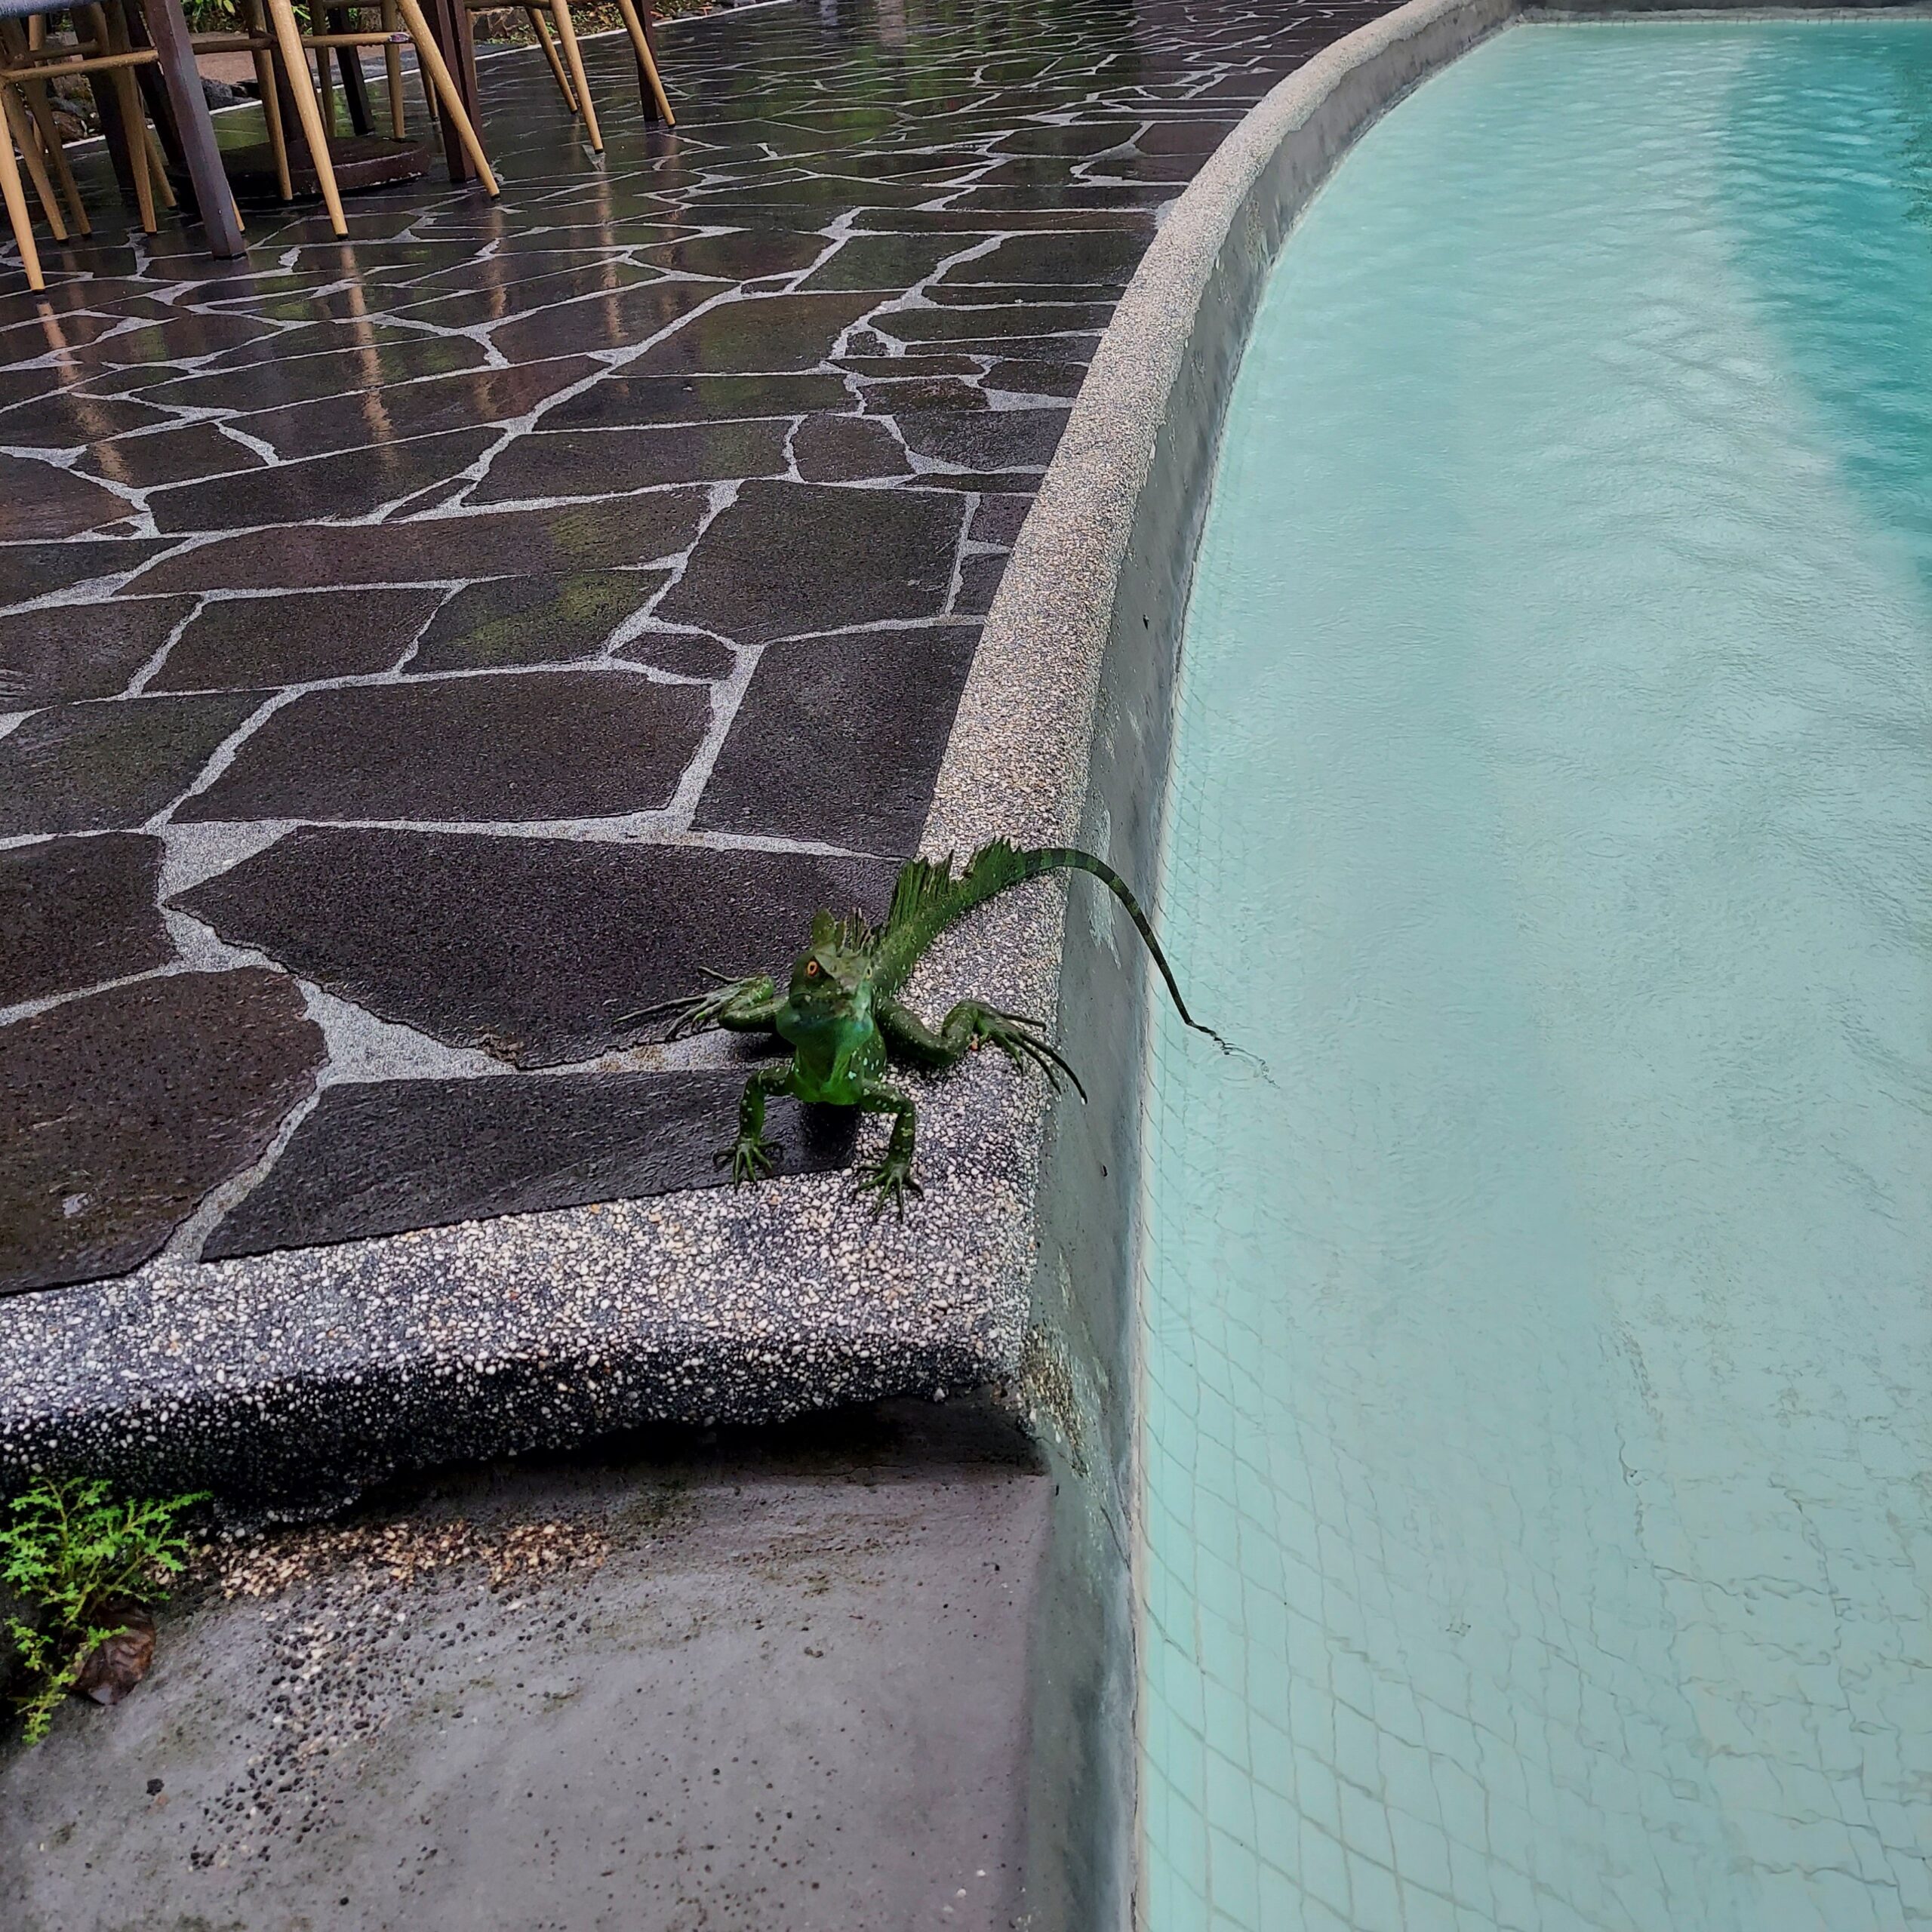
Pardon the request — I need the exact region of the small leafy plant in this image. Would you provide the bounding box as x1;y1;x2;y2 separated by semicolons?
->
0;1478;206;1745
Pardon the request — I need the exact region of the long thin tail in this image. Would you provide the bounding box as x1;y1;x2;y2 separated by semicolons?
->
1026;847;1208;1036
880;840;1236;1054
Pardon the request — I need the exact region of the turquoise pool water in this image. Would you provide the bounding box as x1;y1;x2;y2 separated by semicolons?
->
1140;23;1932;1930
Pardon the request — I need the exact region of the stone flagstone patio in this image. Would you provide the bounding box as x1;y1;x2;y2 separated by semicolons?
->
2;0;1397;1303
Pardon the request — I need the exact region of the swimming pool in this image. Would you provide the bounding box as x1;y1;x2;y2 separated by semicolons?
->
1140;21;1932;1929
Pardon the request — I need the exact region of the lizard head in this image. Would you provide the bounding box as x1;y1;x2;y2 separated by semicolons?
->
786;909;872;1018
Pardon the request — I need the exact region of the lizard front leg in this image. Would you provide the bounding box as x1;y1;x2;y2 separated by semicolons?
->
853;1078;921;1220
719;1060;796;1186
623;973;783;1042
876;996;1084;1099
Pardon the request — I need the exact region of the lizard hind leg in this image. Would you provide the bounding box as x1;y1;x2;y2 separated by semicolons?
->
942;1001;1086;1101
876;995;1085;1100
854;1080;921;1220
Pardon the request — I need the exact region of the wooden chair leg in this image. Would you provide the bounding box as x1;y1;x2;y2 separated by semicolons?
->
0;85;45;289
263;0;347;234
546;0;599;152
143;118;178;208
25;82;91;235
82;5;157;232
2;88;64;241
611;0;671;128
239;0;294;199
528;8;576;118
382;0;405;138
0;22;88;235
391;0;496;193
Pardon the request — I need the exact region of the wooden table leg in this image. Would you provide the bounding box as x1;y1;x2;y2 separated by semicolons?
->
134;0;246;255
612;0;671;127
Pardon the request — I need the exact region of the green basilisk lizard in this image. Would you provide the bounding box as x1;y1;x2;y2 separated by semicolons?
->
632;841;1225;1217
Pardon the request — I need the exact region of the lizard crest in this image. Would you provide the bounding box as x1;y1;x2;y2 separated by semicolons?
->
627;842;1220;1217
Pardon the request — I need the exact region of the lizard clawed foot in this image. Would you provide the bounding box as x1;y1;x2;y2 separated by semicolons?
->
971;1007;1087;1101
715;1132;782;1186
623;971;767;1042
855;1149;922;1222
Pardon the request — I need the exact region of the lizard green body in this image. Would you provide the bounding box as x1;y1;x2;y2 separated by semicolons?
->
634;841;1220;1217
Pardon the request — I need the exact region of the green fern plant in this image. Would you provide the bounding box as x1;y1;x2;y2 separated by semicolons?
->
0;1478;206;1745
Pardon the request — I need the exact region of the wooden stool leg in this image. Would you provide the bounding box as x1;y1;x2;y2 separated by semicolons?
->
115;72;158;230
392;0;496;193
83;5;157;232
240;0;294;199
26;83;91;235
611;0;671;128
143;119;178;208
382;0;405;138
528;8;576;117
547;0;599;152
263;0;347;234
0;90;45;291
2;88;64;241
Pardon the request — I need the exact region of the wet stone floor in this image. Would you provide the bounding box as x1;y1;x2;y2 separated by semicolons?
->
2;0;1396;1297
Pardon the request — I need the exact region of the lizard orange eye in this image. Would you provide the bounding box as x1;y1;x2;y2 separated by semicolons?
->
804;961;820;977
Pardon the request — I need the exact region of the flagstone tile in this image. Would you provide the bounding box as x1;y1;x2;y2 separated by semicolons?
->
238;358;601;460
203;1069;858;1259
624;291;877;374
78;423;271;491
654;478;964;644
694;623;982;852
150;588;447;691
791;414;914;482
409;570;672;672
173;670;712;824
543;371;850;429
177;828;899;1066
897;406;1069;474
466;417;790;504
0;834;173;1008
0;693;263;835
127;491;709;594
0;968;323;1294
0;454;133;542
1;596;195;705
146;428;503;534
